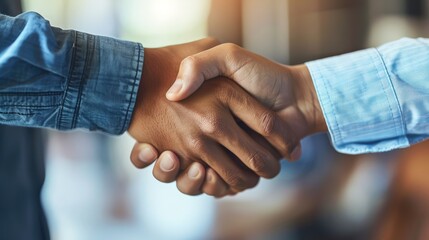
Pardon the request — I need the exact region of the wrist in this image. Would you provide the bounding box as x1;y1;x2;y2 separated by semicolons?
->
290;64;327;136
129;47;173;139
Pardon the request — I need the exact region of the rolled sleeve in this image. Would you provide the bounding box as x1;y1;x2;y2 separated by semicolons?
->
57;31;144;135
0;12;144;135
306;47;408;154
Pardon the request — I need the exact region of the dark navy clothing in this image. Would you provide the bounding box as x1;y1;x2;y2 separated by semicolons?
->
0;1;49;239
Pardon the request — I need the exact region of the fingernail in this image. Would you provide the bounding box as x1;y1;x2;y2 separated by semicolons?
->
160;155;175;172
138;146;156;164
290;145;302;160
166;79;183;97
188;164;201;179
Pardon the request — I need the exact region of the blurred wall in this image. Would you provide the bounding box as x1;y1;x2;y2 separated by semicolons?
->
208;0;242;45
288;0;369;64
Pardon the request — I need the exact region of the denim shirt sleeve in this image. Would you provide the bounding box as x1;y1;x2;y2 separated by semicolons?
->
306;38;429;154
0;12;143;135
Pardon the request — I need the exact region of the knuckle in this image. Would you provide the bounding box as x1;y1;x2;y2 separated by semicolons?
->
188;137;206;152
249;153;265;171
260;111;276;136
199;116;225;137
181;55;201;70
217;81;238;103
223;170;246;191
247;151;280;179
248;152;268;175
223;170;258;192
223;43;243;64
223;43;240;55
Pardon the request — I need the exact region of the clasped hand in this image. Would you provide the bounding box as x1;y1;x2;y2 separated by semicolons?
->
128;38;326;197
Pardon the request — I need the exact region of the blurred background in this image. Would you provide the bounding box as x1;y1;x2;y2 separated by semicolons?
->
19;0;429;239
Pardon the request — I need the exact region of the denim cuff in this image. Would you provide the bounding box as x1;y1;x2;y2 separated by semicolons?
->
57;31;143;135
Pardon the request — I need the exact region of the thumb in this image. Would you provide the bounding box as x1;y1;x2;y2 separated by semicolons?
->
166;44;239;101
165;56;212;101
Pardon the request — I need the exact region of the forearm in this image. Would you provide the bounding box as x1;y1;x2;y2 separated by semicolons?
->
0;12;143;134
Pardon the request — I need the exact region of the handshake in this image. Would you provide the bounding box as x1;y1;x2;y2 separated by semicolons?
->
127;38;327;197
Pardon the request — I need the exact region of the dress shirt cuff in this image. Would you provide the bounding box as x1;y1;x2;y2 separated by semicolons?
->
57;31;144;135
306;48;409;154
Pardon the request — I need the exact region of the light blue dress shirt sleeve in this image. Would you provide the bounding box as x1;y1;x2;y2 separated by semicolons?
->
0;12;143;135
306;38;429;154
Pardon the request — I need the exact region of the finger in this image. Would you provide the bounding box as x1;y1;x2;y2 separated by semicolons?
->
219;120;281;179
226;86;299;160
242;121;302;161
166;43;243;101
176;162;205;196
152;151;181;183
193;139;260;192
241;123;282;160
130;143;158;169
202;168;229;197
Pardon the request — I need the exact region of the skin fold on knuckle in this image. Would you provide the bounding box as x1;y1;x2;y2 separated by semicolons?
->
247;152;268;176
212;79;237;104
187;136;206;153
260;111;276;137
247;139;281;178
186;137;212;167
181;55;202;74
221;169;247;192
199;114;226;139
223;43;241;63
223;168;258;192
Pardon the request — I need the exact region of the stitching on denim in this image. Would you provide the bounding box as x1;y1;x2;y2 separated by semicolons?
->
0;111;33;115
57;31;77;129
120;43;142;133
71;35;93;129
0;91;62;96
0;104;59;108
